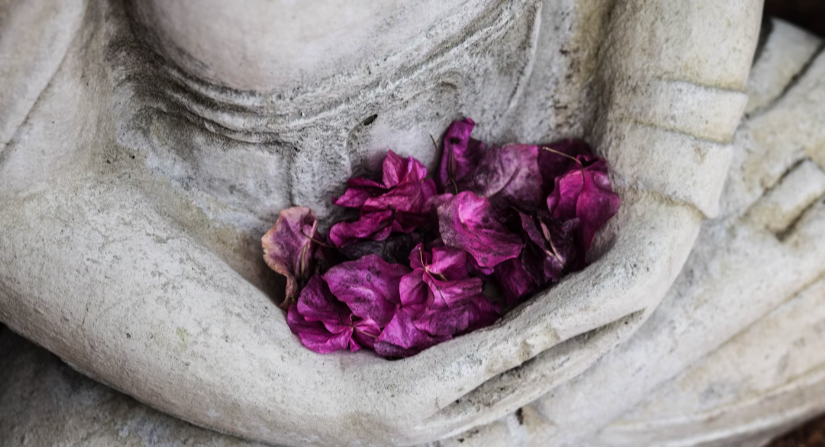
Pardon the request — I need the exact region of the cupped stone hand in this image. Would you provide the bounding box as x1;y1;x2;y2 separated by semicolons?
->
442;18;825;447
0;0;761;445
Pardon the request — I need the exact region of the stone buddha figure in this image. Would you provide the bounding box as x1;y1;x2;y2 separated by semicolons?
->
2;0;825;446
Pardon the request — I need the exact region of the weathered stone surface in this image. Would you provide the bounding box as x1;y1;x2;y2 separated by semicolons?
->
439;17;825;447
0;0;761;445
0;325;269;447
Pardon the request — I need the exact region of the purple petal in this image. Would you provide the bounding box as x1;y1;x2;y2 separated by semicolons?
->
296;276;352;327
407;243;431;270
472;144;544;210
287;304;355;354
416;276;499;336
537;139;592;194
328;210;394;247
352;318;381;350
428;246;470;281
494;257;536;304
519;212;579;283
546;158;619;256
262;207;319;308
332;178;387;209
363;180;432;214
399;269;428;309
423;276;485;308
463;294;500;333
377;307;449;352
436;119;486;193
382;150;429;187
323;254;410;327
437;191;524;268
577;162;620;255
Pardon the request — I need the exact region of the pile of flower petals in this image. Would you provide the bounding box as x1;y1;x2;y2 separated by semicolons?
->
262;118;620;358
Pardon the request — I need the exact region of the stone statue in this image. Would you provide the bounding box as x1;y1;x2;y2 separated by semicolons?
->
4;0;823;446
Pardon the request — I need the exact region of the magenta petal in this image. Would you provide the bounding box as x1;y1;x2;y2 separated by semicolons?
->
547;158;619;255
323;254;410;327
464;293;500;332
287;304;354;354
494;257;536;304
352;318;381;350
378;307;449;352
382;150;429;187
262;206;319;308
332;177;387;208
364;181;429;214
519;212;579;283
407;243;431;270
424;275;484;308
577;163;620;254
537;139;593;193
437;118;486;193
328;210;394;247
414;306;470;337
437;191;523;268
296;276;352;326
399;269;428;309
428;246;470;281
472;144;544;210
416;276;498;336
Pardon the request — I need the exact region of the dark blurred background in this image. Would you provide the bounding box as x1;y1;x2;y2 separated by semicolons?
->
766;0;825;37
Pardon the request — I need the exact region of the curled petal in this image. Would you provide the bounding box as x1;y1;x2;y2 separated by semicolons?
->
352;318;381;350
437;191;523;268
428;246;470;281
377;307;450;357
287;304;355;354
262;206;319;308
382;150;429;187
295;276;352;328
494;257;536;304
472;144;544;210
436;118;485;193
323;254;410;327
546;157;620;256
537;139;592;193
328;210;394;248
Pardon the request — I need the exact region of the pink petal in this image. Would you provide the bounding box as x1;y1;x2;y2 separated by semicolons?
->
328;210;394;247
323;254;410;327
436;119;486;193
472;144;544;210
363;180;434;214
377;307;450;352
546;157;619;256
437;191;523;268
296;276;352;325
428;246;470;281
577;163;620;255
415;276;499;336
399;269;428;308
494;257;536;304
382;150;429;187
287;304;354;354
352;318;381;350
537;139;592;193
519;212;579;283
261;207;319;307
332;178;387;209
